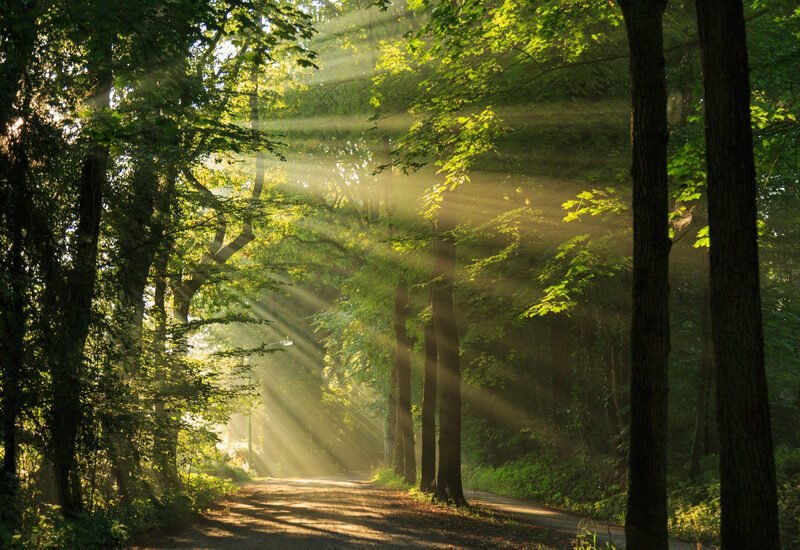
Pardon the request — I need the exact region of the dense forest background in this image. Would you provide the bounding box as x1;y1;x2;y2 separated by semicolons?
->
0;0;798;548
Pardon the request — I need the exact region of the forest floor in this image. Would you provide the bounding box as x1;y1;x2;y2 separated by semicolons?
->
129;474;703;549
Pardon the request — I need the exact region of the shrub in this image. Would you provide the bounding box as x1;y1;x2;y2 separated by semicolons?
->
370;467;411;490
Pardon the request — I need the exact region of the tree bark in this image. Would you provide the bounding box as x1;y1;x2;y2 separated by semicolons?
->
618;1;671;548
433;194;466;506
419;314;437;493
695;1;781;546
393;279;415;484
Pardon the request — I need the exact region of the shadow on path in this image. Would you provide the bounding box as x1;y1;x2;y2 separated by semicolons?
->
131;476;572;549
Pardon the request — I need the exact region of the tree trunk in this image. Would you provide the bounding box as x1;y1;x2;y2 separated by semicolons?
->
152;243;180;489
50;36;113;516
117;159;160;373
433;195;466;506
393;279;415;484
604;324;625;458
105;159;161;501
695;2;781;546
689;249;716;479
618;1;671;548
0;134;30;529
0;7;37;520
419;315;437;493
549;314;570;426
0;2;39;131
385;367;397;466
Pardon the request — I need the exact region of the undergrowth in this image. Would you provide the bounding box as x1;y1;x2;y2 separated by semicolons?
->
370;467;412;490
7;468;245;549
463;445;800;548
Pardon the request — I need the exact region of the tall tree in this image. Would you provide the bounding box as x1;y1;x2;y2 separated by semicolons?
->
433;193;466;505
0;120;30;530
695;0;781;546
617;0;671;548
0;0;44;526
47;29;113;515
393;278;415;484
419;311;437;493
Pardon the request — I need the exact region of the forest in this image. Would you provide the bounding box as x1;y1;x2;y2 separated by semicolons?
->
0;0;798;548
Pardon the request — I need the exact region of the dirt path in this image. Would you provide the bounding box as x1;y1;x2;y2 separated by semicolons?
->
131;476;708;549
130;476;573;549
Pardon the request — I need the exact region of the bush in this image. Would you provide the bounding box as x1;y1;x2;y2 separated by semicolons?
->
370;467;412;490
463;452;626;522
181;472;236;510
779;477;800;549
20;471;236;549
27;506;127;550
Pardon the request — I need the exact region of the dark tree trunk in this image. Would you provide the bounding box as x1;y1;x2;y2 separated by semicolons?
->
0;8;38;519
578;310;600;446
0;2;39;131
605;331;624;458
549;314;570;426
607;319;629;465
50;37;113;516
618;1;671;548
695;2;781;546
0;134;30;529
433;195;466;506
689;249;716;479
419;315;437;493
117;159;160;372
393;279;415;484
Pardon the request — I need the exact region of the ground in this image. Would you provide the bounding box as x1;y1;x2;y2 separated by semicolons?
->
129;475;701;549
